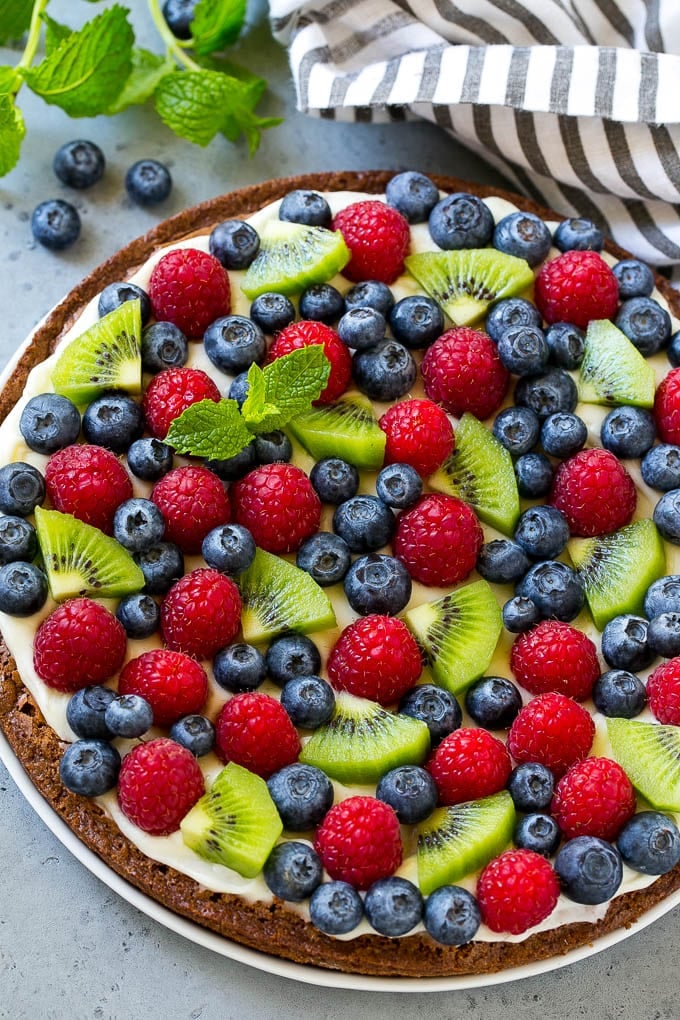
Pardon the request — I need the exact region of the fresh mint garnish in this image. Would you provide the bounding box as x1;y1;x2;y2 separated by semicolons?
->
0;1;33;46
108;49;174;115
166;398;252;461
0;92;25;175
190;0;247;56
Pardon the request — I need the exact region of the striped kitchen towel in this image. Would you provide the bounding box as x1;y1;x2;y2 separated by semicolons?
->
270;0;680;277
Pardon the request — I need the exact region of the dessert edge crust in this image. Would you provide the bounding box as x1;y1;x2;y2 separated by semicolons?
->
2;170;680;979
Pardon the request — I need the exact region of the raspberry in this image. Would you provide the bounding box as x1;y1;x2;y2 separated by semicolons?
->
428;727;512;805
534;250;619;329
160;568;241;659
314;796;402;889
266;320;351;404
477;849;560;935
510;621;600;701
148;247;230;338
326;615;422;705
654;368;680;444
393;493;483;587
646;658;680;724
332;201;410;284
152;465;231;553
421;327;509;420
551;757;636;841
507;692;595;778
45;444;132;534
117;738;205;836
549;448;636;537
33;598;126;693
379;399;454;477
231;463;321;554
214;692;300;778
118;648;208;727
142;366;221;440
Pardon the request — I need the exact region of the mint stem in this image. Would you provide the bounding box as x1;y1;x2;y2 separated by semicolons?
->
146;0;202;71
9;0;49;98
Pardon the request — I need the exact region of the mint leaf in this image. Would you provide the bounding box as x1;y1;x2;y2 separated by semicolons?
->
0;0;32;44
241;347;330;433
155;69;233;146
191;0;247;56
108;49;175;114
21;5;134;117
0;93;25;175
41;13;72;57
0;66;19;94
166;399;252;459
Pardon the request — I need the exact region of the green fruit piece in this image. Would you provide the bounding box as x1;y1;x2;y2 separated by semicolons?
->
405;249;534;327
429;412;520;534
287;392;386;469
51;299;142;404
404;580;502;695
578;319;655;408
299;690;430;784
238;547;336;644
180;762;283;878
417;791;516;894
34;505;144;601
607;718;680;812
241;220;350;299
568;519;666;630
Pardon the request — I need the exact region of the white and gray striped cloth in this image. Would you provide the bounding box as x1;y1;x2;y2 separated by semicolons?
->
270;0;680;279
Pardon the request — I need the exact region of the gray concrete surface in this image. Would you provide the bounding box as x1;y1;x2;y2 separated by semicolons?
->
0;3;677;1017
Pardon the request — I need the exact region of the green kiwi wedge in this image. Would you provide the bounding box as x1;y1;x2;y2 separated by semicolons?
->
417;791;515;894
405;249;534;327
34;505;144;601
299;690;430;784
237;547;336;644
404;580;502;695
429;412;520;534
51;300;142;404
241;220;350;299
287;392;386;469
578;319;655;407
607;718;680;811
568;519;665;630
180;762;283;878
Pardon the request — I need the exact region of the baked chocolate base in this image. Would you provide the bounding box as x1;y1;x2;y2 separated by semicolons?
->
2;171;680;979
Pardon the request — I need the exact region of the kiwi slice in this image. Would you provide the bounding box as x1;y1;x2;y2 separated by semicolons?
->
241;220;350;300
34;505;144;601
404;580;502;695
568;519;665;630
578;319;655;407
238;547;336;643
405;249;534;327
299;690;430;784
51;300;142;404
607;718;680;811
417;791;515;894
429;412;520;534
287;392;386;470
180;762;283;877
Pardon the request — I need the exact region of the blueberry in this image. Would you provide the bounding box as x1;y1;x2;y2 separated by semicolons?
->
19;392;80;455
553;217;603;252
364;877;423;936
429;192;494;249
555;836;623;904
641;445;680;491
333;494;395;552
267;763;334;831
113;498;165;553
309;881;364;935
617;811;680;875
209;219;260;269
613;259;655;299
592;669;646;718
250;292;296;335
134;542;184;595
375;463;422;509
540;412;587;459
601;406;656;459
310;457;359;504
162;0;196;37
141;321;188;372
264;841;323;902
0;561;47;616
116;592;160;639
386;171;439;223
647;611;680;657
125;159;172;206
169;714;215;756
492;406;540;457
344;553;412;616
485;297;541;344
465;676;522;729
502;595;541;633
399;684;462;744
214;642;266;693
601;614;654;671
615;297;671;357
0;462;44;516
344;280;394;317
279;189;331;227
477;539;530;584
352;339;417;401
668;332;680;368
389;296;444;349
376;765;437;824
204;315;266;374
514;368;578;419
0;516;37;564
202;523;255;575
645;575;680;618
423;886;481;946
104;694;154;738
507;762;554;812
516;560;585;622
544;322;586;369
280;674;335;729
296;532;351;586
31;199;81;250
251;431;291;467
127;438;173;481
66;685;116;739
266;634;321;687
493;211;551;267
653;489;680;543
228;372;250;408
514;505;569;561
299;284;344;324
83;394;143;453
514;452;554;498
207;443;257;482
497;324;549;377
514;813;561;856
98;282;151;324
59;739;121;796
53;139;105;189
337;307;386;351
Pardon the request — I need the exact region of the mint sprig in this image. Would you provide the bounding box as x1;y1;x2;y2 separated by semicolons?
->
166;398;253;460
